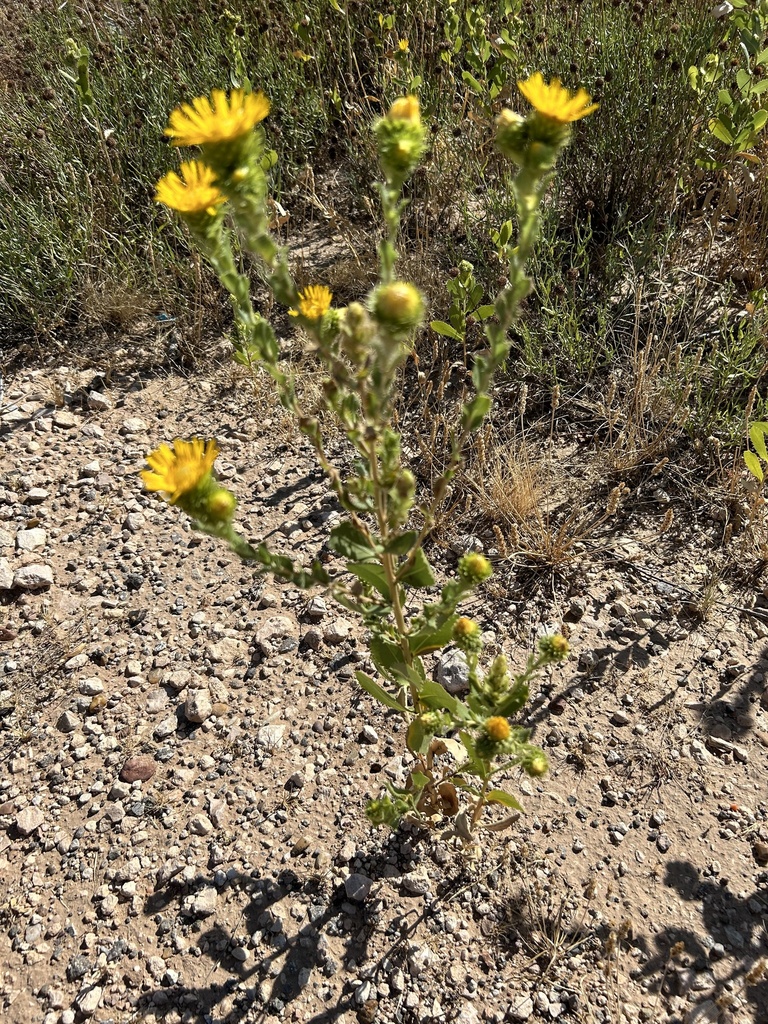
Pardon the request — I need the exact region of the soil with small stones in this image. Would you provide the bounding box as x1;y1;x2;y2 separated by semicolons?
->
1;364;767;1024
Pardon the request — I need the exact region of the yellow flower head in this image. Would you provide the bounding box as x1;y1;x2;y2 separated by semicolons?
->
485;716;511;743
165;88;270;148
397;38;409;53
517;72;598;124
388;94;420;124
141;438;219;503
155;160;225;217
289;285;333;320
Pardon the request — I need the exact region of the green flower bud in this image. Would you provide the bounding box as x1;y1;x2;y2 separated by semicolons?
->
523;750;549;777
458;552;493;583
372;282;425;335
452;616;483;655
205;487;237;522
374;97;426;187
539;634;570;662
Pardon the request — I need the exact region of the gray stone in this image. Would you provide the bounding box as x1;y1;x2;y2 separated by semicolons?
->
53;409;77;428
79;677;104;696
401;869;431;896
26;487;49;504
507;995;534;1021
344;873;373;902
16;528;46;551
182;887;218;917
56;711;80;733
436;648;470;694
185;689;213;724
254;614;299;654
0;558;12;590
685;1000;719;1024
189;813;214;836
206;636;248;664
16;806;45;836
13;564;54;589
87;392;112;411
323;617;352;644
121;417;148;434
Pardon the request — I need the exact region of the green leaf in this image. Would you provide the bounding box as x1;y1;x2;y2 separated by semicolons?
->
710;118;735;145
486;790;524;811
753;107;768;128
756;46;768;66
462;70;483;93
736;69;752;93
370;636;406;680
384;531;418;555
749;422;768;460
355;671;408;713
430;320;464;341
328;522;380;561
407;718;432;755
475;304;496;320
744;451;764;481
408;615;458;656
717;88;733;108
347;562;390;599
416;678;461;715
398;548;436;588
461;393;493;432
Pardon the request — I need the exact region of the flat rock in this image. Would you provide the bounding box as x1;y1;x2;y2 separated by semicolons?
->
16;806;45;836
182;886;218;917
0;558;13;590
12;564;54;589
120;755;157;782
121;417;148;434
344;873;373;902
16;528;46;551
507;995;534;1021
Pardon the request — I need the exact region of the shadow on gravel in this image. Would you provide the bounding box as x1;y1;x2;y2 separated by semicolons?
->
135;832;442;1024
631;859;768;1022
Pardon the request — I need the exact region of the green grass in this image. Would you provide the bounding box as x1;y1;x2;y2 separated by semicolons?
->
1;0;767;463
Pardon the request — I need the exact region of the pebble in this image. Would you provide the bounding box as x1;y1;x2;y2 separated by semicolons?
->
16;528;46;551
15;805;45;836
436;648;470;694
507;995;534;1021
120;755;157;782
344;873;373;902
185;688;213;723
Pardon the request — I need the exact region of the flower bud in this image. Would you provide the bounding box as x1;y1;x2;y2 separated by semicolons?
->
523;751;549;777
205;487;237;522
388;94;420;124
452;616;482;655
485;716;511;742
539;634;569;662
458;552;493;583
495;109;531;165
374;99;426;187
372;282;424;335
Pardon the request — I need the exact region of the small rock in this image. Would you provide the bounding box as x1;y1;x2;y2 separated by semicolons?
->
0;559;13;590
16;528;46;552
256;724;286;750
611;710;630;726
344;873;373;902
56;710;80;733
401;869;431;896
507;995;534;1021
185;689;213;724
79;677;104;696
12;564;54;590
121;417;148;434
87;392;112;411
53;409;77;429
323;618;352;644
685;999;719;1024
305;597;327;621
75;985;103;1016
120;755;157;782
16;806;45;836
189;813;214;836
182;887;218;917
436;648;470;694
26;487;49;504
359;724;379;744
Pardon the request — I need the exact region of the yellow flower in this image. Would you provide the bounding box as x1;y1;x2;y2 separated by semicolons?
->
165;88;270;148
388;94;420;124
289;284;333;319
397;39;409;53
155;161;225;217
517;72;598;124
141;438;219;503
485;716;511;742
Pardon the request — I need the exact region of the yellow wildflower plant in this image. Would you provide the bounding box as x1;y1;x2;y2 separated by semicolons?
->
141;438;219;503
155;160;225;218
517;72;599;124
165;88;270;148
289;284;333;320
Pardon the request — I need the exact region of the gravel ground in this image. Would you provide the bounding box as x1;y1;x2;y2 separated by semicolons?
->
1;364;767;1024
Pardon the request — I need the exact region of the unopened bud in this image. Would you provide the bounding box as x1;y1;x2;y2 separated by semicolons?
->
205;487;237;522
372;282;424;334
538;634;569;661
458;552;492;583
